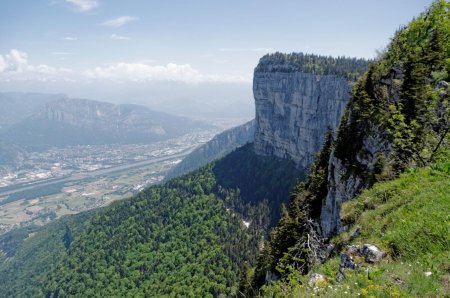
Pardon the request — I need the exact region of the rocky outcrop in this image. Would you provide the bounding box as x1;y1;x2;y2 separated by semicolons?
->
251;53;373;238
320;127;392;236
319;65;401;237
320;53;449;237
253;56;357;170
335;243;386;282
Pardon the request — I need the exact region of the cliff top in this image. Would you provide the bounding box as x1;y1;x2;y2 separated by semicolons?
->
255;52;371;81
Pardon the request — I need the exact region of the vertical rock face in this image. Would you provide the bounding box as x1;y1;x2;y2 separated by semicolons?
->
318;61;412;237
320;125;393;236
251;53;371;239
253;70;351;170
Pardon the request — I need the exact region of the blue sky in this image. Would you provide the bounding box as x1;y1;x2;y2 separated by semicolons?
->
0;0;435;117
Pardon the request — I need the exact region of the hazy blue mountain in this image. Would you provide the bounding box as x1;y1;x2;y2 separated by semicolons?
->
0;92;67;130
1;96;210;149
166;119;255;179
0;140;26;166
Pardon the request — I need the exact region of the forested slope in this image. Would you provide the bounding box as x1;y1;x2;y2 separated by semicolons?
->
42;165;255;297
243;1;450;296
0;144;302;297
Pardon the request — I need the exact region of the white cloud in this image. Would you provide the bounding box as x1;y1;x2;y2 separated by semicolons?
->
110;34;130;40
102;16;139;27
0;55;5;73
0;49;250;83
83;62;250;83
63;36;78;41
83;62;205;82
0;49;74;82
4;49;28;72
65;0;98;12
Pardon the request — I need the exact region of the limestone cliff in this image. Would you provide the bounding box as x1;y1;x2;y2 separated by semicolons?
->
320;70;449;237
253;53;368;170
320;130;391;236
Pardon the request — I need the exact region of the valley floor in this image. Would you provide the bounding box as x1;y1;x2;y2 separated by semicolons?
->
0;129;220;235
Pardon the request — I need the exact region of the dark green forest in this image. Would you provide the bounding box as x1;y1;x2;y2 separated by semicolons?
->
0;211;96;297
0;144;302;297
212;143;302;228
43;166;253;297
255;52;370;81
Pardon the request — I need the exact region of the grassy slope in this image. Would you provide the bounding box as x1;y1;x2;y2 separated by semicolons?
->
261;164;450;297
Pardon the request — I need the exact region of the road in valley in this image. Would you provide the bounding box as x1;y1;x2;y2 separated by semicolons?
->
0;149;192;203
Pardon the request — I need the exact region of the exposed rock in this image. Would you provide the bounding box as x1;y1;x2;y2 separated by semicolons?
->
336;253;358;282
0;92;64;128
435;80;449;90
361;244;386;263
344;243;386;263
253;70;351;170
324;243;335;257
320;153;363;236
319;65;412;237
320;124;391;237
436;80;450;99
252;55;372;238
380;64;404;103
391;63;405;79
346;245;361;255
308;273;327;286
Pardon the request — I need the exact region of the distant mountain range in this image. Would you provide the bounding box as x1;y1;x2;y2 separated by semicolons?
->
0;93;210;150
0;2;448;296
166;119;255;179
0;93;64;129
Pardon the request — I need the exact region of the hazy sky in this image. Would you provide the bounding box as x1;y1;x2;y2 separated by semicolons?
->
0;0;434;117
